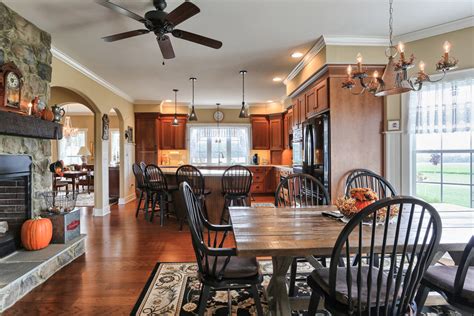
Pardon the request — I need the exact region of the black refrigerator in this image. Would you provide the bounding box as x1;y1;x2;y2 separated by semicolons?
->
303;112;330;192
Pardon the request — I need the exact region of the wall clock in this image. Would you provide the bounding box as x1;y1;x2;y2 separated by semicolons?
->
0;62;24;114
214;110;224;122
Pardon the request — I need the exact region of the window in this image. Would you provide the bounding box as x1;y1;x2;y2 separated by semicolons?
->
110;129;120;165
409;75;473;207
58;129;87;165
188;125;250;164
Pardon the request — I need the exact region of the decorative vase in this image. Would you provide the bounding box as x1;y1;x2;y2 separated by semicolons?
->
21;217;53;251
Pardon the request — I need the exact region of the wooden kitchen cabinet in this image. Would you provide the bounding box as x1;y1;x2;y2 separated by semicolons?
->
287;107;293;134
292;95;305;130
159;115;187;150
269;113;283;150
250;115;269;149
135;113;160;164
283;113;289;149
306;78;329;117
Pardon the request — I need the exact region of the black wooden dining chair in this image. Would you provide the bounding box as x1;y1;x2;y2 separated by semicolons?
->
415;235;474;314
176;165;211;229
344;168;377;195
180;181;264;316
133;163;149;218
275;173;330;297
144;164;177;226
219;165;252;224
307;196;442;316
139;161;147;172
345;172;397;199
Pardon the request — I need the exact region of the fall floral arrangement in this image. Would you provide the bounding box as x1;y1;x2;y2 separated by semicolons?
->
335;187;398;223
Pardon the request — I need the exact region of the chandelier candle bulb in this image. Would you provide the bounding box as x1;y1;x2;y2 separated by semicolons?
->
27;102;32;116
347;65;352;78
356;53;363;72
418;61;425;73
398;41;405;60
443;41;451;63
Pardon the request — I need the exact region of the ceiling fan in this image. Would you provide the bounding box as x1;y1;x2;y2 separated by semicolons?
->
96;0;223;59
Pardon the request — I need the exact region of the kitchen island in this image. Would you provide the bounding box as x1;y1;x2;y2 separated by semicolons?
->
160;165;292;224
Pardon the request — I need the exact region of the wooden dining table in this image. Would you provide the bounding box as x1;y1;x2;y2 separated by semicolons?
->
229;204;474;316
62;170;90;196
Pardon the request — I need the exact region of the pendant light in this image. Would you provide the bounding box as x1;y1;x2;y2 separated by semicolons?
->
239;70;249;118
188;77;198;121
215;103;221;143
172;89;179;126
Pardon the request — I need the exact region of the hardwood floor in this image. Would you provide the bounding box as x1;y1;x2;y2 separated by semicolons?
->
4;195;274;315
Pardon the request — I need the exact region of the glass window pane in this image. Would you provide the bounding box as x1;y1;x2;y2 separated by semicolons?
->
443;153;470;184
416;153;441;182
415;183;441;203
415;133;441;150
59;130;86;165
442;185;471;207
442;131;470;150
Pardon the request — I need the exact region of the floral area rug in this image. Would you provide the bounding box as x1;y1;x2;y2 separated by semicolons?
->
75;192;95;207
131;261;462;316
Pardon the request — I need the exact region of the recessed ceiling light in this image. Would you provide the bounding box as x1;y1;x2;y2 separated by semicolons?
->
272;77;282;82
291;52;303;58
164;99;172;102
267;100;274;103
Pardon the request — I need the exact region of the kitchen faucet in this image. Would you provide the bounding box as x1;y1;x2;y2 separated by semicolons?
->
218;152;224;164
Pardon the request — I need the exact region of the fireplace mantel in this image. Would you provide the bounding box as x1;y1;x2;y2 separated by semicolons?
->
0;111;63;140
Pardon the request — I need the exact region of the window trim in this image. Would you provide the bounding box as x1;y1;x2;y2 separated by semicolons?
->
186;123;251;165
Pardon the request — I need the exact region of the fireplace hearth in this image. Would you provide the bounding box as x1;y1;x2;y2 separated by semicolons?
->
0;155;32;258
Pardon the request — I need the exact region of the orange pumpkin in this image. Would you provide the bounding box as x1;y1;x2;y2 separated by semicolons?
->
354;199;375;211
21;217;53;251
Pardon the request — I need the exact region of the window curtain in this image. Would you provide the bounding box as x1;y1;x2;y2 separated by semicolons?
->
408;75;474;134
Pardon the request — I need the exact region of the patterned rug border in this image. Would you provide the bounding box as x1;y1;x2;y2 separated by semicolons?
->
131;261;165;316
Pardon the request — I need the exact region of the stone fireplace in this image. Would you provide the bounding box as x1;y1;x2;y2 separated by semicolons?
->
0;155;32;257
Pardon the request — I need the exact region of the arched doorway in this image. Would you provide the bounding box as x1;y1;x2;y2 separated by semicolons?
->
50;86;110;216
108;107;126;205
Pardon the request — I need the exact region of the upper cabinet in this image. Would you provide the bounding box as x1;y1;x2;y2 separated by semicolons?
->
135;113;160;164
159;115;187;150
306;78;329;117
287;107;293;134
251;115;270;149
269;114;283;150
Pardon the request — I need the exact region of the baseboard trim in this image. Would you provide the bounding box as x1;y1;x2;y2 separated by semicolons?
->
119;193;136;205
93;205;111;217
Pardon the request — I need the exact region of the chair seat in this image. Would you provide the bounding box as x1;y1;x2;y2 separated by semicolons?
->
308;266;398;307
424;265;474;303
204;256;259;279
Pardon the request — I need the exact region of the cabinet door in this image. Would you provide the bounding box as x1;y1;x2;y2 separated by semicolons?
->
270;116;282;150
287;109;293;134
305;87;317;117
174;118;187;149
315;79;329;112
160;118;174;149
135;117;158;151
251;117;269;149
299;95;306;125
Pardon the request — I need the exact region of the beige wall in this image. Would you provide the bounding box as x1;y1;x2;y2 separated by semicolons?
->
51;56;136;213
287;47;327;95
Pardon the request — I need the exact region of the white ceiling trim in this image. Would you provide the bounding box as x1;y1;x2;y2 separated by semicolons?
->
51;46;134;103
323;36;389;46
283;36;326;84
395;16;474;43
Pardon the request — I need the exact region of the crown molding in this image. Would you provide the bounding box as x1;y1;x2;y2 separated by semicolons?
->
394;16;474;43
51;46;134;103
323;36;389;46
283;36;326;84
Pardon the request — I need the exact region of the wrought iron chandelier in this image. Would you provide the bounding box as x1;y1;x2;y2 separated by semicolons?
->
239;70;249;118
188;77;198;121
342;0;459;96
63;105;78;138
172;89;179;126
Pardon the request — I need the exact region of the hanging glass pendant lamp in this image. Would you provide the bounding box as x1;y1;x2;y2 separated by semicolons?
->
172;89;179;126
188;77;198;121
239;70;249;118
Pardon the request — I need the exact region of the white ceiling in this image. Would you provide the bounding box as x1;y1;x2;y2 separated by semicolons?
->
4;0;473;107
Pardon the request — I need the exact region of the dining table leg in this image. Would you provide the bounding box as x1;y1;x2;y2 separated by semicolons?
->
267;256;293;316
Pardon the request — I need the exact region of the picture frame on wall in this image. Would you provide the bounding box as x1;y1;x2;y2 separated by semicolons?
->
125;126;133;143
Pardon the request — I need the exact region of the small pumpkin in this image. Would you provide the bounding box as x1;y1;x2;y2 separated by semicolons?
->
21;217;53;251
354;199;375;211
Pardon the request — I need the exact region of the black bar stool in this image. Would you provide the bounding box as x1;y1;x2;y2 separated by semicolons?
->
220;165;252;224
144;164;177;226
132;163;149;218
176;165;211;230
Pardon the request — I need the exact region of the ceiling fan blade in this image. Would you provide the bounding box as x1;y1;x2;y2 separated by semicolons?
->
165;2;200;26
102;29;150;42
157;36;175;59
172;30;222;49
96;0;147;23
